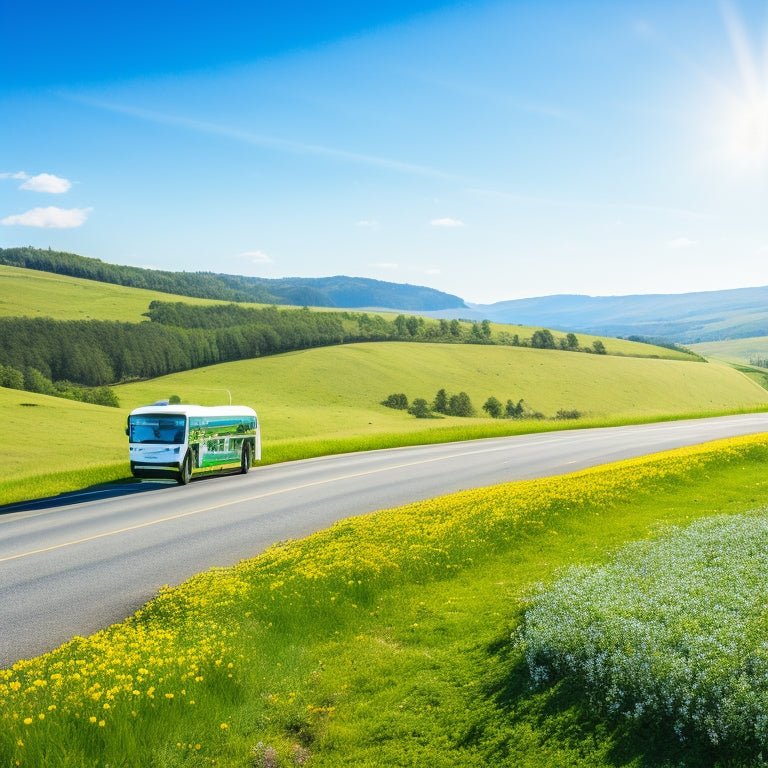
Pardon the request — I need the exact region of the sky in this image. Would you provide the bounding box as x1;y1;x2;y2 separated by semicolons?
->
1;0;767;304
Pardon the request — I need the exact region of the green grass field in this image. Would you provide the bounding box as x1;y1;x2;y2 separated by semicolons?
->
3;341;767;506
690;335;768;365
0;264;229;322
4;435;768;767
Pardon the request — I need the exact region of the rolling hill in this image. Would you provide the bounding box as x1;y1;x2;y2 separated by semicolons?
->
4;246;768;343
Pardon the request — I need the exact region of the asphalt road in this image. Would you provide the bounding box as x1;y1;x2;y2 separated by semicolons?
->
3;413;768;668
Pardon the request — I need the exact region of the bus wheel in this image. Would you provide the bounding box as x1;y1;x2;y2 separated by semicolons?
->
178;452;192;485
241;444;250;474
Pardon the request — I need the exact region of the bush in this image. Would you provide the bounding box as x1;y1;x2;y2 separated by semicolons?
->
382;393;409;410
482;396;503;418
555;409;581;420
0;363;24;390
407;398;432;418
518;511;768;750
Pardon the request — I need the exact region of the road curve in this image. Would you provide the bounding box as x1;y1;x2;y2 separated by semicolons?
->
2;413;768;668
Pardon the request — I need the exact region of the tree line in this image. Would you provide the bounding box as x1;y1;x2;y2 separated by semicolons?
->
383;389;583;420
0;296;605;406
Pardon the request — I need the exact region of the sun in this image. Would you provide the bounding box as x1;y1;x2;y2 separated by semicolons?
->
710;1;768;173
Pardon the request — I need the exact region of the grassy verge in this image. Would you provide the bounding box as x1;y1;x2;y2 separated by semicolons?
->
4;406;768;508
3;434;768;766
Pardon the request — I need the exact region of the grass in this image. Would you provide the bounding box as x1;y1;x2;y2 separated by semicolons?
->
0;264;225;322
690;335;768;366
4;434;768;766
4;342;768;507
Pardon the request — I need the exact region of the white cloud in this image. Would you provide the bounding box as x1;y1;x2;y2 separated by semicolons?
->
431;217;465;227
1;206;92;228
372;262;398;269
356;220;380;230
20;173;72;194
667;237;695;248
238;250;273;264
0;171;29;180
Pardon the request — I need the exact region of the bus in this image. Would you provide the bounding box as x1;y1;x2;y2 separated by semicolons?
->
127;402;260;484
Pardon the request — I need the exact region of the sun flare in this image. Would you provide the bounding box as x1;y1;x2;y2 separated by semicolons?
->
711;1;768;173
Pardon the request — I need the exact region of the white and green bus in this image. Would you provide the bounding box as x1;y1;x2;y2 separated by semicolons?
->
127;402;260;484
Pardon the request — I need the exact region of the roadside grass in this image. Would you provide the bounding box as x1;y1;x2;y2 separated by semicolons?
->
4;435;768;767
4;341;768;506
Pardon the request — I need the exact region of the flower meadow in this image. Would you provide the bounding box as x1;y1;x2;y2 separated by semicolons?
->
2;433;768;766
519;509;768;750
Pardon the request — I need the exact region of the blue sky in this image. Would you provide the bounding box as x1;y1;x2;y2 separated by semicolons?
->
1;1;767;304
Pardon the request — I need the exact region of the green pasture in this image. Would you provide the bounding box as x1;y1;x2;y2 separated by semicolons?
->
0;264;221;322
116;342;767;442
691;334;768;365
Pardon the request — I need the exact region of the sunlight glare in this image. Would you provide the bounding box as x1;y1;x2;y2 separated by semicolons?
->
711;1;768;173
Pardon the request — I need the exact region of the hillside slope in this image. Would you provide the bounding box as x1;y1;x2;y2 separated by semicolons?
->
0;247;466;311
117;343;768;442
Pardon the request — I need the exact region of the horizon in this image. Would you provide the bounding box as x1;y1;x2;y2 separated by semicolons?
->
1;1;767;304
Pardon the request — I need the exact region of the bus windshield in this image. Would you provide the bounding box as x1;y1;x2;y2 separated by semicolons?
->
128;414;186;444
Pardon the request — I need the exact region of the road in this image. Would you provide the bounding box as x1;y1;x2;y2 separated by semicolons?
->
2;413;768;668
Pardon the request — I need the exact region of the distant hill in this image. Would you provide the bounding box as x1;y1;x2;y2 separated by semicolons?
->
438;288;768;344
4;246;768;342
0;247;466;312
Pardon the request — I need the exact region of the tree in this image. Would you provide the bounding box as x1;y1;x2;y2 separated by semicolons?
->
505;398;524;418
448;391;474;417
482;396;503;418
592;340;607;354
0;364;23;390
408;398;431;418
433;388;449;414
531;329;556;349
565;332;579;351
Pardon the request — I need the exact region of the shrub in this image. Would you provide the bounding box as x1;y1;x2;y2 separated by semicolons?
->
382;393;409;410
0;363;24;390
407;398;432;418
518;511;768;750
482;396;503;418
555;409;581;420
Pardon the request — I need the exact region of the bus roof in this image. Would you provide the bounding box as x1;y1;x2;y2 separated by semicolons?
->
129;404;257;418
